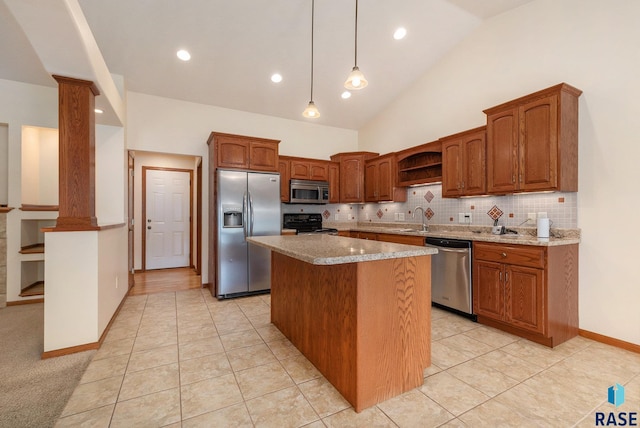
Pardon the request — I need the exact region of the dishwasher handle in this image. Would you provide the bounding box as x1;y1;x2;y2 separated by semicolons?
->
425;244;470;254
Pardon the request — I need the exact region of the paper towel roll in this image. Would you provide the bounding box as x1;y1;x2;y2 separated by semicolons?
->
537;218;550;238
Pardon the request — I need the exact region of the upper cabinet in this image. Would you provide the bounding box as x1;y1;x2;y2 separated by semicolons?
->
330;152;379;203
287;157;329;181
483;83;581;194
277;158;290;202
396;141;442;187
440;127;486;198
208;132;280;172
365;153;406;202
328;162;340;203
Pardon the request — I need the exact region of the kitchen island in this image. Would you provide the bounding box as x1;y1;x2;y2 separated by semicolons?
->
247;234;437;412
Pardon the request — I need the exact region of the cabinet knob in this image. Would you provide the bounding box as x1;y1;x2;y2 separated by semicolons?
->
501;252;507;258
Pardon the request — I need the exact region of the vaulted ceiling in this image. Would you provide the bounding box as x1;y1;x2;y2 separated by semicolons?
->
0;0;533;129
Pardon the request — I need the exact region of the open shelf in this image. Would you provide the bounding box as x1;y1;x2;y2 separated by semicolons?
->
20;219;55;253
396;141;443;186
20;260;44;296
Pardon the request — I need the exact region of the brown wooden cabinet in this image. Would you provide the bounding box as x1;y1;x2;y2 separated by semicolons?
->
441;127;486;198
208;132;280;172
473;241;579;347
277;158;290;202
364;153;407;202
288;158;329;181
328;162;340;203
350;230;424;246
330;152;378;203
396;141;442;187
484;83;581;194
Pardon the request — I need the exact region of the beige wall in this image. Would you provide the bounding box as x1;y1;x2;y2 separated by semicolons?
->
358;0;640;345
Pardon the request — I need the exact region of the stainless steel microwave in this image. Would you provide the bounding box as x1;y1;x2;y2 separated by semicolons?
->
289;179;329;204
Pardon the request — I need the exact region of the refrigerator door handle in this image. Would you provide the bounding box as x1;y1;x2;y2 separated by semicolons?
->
248;191;255;236
242;191;248;240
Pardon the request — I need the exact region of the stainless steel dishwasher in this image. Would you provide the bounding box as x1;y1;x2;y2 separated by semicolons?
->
425;237;476;320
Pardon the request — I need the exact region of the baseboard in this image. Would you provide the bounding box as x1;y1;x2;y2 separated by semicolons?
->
579;329;640;354
42;342;100;359
7;297;44;306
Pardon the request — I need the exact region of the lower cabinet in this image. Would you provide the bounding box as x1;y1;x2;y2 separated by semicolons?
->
473;242;579;347
351;231;425;246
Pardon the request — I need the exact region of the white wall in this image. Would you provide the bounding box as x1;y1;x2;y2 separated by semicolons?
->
0;124;7;206
358;0;640;345
96;124;126;225
126;92;359;283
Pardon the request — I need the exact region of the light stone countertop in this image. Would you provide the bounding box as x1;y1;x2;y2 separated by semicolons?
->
247;234;437;265
326;223;581;247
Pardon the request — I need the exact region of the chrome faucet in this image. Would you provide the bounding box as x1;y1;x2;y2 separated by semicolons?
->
413;206;428;232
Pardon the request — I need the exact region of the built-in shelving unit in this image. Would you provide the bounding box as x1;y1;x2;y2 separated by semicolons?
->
396;141;443;186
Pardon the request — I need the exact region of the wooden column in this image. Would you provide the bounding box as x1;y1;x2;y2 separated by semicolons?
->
52;75;100;231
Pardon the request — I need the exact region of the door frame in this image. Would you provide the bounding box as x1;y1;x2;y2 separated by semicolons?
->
128;152;135;288
141;166;194;271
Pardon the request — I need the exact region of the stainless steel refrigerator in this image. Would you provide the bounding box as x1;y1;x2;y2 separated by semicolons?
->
216;169;281;298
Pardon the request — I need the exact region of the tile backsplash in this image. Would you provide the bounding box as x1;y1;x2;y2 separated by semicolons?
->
282;183;577;229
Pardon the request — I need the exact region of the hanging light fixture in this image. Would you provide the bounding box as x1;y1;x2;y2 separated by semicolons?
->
344;0;368;90
303;0;320;118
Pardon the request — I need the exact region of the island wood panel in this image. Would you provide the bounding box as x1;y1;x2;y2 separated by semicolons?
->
270;252;431;412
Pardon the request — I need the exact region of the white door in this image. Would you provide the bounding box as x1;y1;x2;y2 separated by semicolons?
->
145;169;191;270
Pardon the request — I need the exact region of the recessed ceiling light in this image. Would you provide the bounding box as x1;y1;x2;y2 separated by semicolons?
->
94;108;103;114
393;27;407;40
271;73;283;83
176;49;191;61
341;91;352;99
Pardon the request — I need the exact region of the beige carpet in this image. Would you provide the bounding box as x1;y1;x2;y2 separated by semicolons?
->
0;303;95;428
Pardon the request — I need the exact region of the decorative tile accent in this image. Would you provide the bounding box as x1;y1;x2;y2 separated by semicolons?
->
424;191;435;203
376;209;384;219
322;210;330;219
487;205;503;222
426;208;435;220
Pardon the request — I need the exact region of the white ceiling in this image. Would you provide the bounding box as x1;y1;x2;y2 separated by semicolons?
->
0;0;533;130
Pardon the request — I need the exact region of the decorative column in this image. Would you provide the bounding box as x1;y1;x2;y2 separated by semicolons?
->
52;75;100;231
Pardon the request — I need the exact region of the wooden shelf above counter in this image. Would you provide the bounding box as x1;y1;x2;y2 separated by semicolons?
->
396;141;442;186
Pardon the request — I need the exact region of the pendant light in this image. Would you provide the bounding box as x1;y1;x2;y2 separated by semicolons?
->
344;0;367;90
302;0;320;118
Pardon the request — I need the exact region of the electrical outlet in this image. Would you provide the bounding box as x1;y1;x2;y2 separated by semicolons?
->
334;214;340;221
528;213;536;222
398;213;405;221
538;211;547;219
365;212;369;220
459;213;472;224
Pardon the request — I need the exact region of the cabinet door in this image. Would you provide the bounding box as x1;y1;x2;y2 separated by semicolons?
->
441;140;462;197
486;108;518;193
364;161;378;202
249;141;278;171
519;95;558;191
473;260;504;320
377;157;394;201
462;132;486;196
340;155;365;203
505;265;545;334
217;139;249;169
278;159;290;202
309;161;329;181
328;162;340;203
290;161;311;179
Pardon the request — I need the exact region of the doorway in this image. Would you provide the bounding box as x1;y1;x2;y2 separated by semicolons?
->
142;167;192;270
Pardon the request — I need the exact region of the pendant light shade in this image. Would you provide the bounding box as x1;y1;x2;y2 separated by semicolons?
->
344;0;367;90
302;100;320;118
303;0;320;118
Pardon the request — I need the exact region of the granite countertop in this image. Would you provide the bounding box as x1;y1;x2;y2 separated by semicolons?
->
247;234;437;265
326;223;581;247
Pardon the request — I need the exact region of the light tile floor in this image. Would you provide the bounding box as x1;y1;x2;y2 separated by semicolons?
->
55;289;640;427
